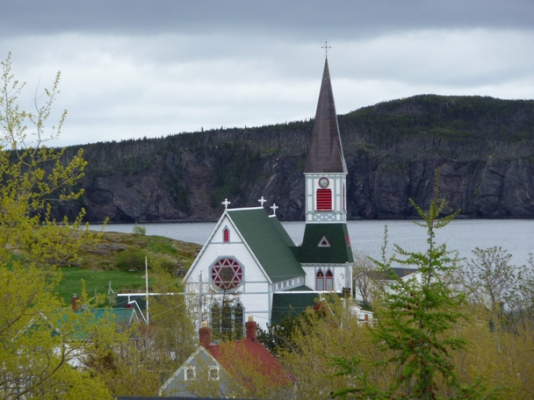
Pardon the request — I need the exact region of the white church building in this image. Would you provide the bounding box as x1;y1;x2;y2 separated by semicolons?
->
183;58;361;335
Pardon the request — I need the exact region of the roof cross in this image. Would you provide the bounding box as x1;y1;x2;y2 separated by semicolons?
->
222;198;231;210
258;196;267;207
270;203;279;216
321;41;331;58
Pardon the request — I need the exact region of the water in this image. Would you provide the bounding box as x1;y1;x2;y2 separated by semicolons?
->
91;219;533;268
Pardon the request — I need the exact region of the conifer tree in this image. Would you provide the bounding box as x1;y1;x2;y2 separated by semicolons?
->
332;171;482;399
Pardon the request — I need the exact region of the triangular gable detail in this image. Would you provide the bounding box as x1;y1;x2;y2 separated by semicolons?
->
184;209;275;285
160;346;222;394
183;211;231;282
318;236;331;248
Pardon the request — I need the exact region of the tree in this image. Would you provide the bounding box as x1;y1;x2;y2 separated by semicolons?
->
88;261;197;397
463;246;527;313
352;251;377;307
0;53;113;398
332;171;483;399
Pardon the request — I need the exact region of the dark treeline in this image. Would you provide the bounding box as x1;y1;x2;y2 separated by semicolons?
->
56;94;534;223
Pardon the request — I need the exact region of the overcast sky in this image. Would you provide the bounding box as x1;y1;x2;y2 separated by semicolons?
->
1;1;533;148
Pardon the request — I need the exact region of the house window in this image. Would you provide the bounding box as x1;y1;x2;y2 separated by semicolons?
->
185;366;196;381
209;367;220;381
223;228;230;243
211;301;244;340
325;269;334;291
316;189;332;211
316;270;325;291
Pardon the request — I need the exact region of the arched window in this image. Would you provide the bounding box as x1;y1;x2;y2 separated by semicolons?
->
234;303;244;339
316;269;325;291
325;269;334;291
211;301;244;340
223;228;230;243
211;302;220;337
221;302;232;337
317;189;332;211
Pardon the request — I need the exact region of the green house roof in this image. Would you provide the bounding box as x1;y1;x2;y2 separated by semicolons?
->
272;293;320;324
297;223;354;264
272;292;343;324
227;208;305;283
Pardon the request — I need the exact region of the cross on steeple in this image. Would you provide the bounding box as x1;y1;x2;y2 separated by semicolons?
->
222;198;231;210
321;41;331;58
270;203;279;216
258;196;267;207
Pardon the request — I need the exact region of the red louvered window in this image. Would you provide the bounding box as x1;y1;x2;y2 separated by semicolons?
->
223;228;229;243
316;189;332;211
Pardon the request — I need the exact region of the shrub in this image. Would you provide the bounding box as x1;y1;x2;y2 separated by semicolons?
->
115;247;146;271
132;224;147;236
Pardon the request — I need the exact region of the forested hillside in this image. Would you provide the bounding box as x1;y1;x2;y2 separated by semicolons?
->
56;95;534;222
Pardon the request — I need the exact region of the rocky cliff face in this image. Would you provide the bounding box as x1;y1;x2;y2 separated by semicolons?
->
56;95;534;222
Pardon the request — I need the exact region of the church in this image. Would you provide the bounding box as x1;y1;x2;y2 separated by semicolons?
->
183;58;357;334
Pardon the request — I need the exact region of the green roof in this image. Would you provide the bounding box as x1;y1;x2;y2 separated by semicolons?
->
297;223;354;264
272;292;344;324
92;308;137;326
287;285;313;291
228;209;305;283
272;293;320;324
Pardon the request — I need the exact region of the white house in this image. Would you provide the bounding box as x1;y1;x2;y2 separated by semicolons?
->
183;58;357;334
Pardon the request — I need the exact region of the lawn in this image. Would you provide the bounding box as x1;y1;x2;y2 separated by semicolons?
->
52;231;201;305
56;266;150;305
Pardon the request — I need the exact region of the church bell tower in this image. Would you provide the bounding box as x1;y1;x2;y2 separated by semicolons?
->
299;56;353;292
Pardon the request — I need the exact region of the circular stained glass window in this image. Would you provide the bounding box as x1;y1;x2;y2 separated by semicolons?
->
211;258;243;290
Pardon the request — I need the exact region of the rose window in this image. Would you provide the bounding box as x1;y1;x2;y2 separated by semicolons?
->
211;258;243;290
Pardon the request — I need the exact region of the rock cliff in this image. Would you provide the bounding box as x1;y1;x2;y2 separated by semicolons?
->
56;95;534;222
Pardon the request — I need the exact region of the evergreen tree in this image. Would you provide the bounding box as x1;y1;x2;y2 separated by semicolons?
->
332;171;482;399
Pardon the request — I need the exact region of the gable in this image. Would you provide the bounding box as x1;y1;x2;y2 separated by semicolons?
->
297;223;354;264
160;346;229;397
183;212;251;284
227;209;305;283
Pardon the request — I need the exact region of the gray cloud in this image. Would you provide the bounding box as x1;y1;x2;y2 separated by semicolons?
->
1;1;533;147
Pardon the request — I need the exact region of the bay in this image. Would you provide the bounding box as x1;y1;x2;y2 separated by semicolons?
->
91;219;533;268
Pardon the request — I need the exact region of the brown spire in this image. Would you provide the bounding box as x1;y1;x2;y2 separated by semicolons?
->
304;59;347;174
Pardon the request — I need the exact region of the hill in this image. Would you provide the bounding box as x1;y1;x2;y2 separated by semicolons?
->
55;95;534;222
55;231;201;304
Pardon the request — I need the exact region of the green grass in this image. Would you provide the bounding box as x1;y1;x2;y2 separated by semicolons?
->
56;266;150;305
145;235;180;255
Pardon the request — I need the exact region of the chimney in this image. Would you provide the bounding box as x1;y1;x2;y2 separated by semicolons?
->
71;293;81;311
245;315;257;341
199;321;211;348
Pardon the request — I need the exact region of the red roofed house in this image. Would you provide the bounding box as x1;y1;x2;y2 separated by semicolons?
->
160;316;295;398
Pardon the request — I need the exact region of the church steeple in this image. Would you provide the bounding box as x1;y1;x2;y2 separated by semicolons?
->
304;58;347;174
298;56;353;292
303;58;348;223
